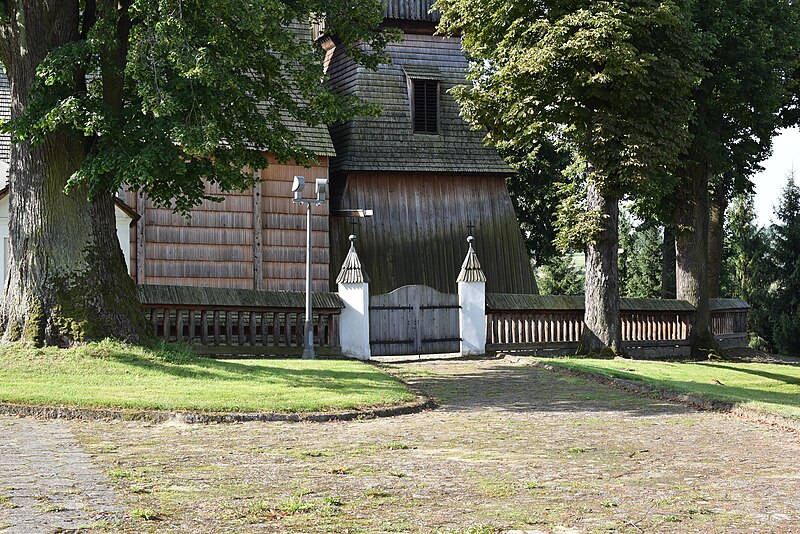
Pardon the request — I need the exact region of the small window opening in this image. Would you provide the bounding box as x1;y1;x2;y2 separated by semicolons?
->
412;79;439;134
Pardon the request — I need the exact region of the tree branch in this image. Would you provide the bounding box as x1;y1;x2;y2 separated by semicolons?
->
81;0;97;39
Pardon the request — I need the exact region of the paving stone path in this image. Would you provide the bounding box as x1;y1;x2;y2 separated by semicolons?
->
1;359;800;533
0;417;123;533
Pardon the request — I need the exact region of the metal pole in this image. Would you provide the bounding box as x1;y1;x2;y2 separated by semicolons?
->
302;202;315;359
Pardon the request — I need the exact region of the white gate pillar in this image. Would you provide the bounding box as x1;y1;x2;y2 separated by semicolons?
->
336;235;371;360
457;236;486;355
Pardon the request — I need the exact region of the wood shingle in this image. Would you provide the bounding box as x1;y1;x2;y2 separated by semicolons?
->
326;33;511;174
383;0;441;22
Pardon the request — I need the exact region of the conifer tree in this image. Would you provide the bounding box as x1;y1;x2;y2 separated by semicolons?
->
537;253;584;296
721;193;772;348
771;172;800;355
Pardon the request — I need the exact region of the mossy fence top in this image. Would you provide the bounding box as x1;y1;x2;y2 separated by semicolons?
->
486;294;749;313
138;285;344;311
139;286;749;314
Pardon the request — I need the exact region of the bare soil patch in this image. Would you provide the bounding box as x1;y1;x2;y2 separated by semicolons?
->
5;359;800;533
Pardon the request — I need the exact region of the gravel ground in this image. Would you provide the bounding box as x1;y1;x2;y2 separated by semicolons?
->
2;358;800;533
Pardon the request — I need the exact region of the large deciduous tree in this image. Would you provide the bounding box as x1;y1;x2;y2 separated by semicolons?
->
437;0;704;353
672;0;800;357
0;0;386;346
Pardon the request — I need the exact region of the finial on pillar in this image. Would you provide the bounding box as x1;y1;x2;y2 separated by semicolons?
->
337;233;370;284
457;234;486;283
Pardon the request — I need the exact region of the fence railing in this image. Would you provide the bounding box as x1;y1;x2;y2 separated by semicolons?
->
138;285;343;356
485;294;749;358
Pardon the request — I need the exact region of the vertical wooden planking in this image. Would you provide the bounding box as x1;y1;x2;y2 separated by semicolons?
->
213;311;221;345
201;311;208;345
252;180;265;290
136;192;146;283
176;310;184;341
163;310;171;341
261;313;278;347
188;310;196;343
150;308;159;336
249;311;257;345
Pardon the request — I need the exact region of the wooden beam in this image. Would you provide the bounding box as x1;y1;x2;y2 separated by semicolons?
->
252;175;265;290
136;191;146;284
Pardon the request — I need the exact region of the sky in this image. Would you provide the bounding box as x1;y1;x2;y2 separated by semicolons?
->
753;127;800;226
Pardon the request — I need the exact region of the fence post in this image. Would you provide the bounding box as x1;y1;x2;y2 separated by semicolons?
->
457;236;486;355
336;235;371;360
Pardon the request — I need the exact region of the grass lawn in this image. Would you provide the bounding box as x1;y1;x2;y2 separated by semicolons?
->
539;357;800;420
0;340;415;413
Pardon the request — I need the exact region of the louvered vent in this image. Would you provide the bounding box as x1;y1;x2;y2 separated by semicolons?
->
412;79;438;134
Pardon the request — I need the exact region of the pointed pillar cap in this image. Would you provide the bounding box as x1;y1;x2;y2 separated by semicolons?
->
336;235;370;284
457;236;487;283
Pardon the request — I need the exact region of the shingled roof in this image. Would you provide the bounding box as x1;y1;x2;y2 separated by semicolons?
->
326;32;511;174
383;0;441;22
281;21;336;157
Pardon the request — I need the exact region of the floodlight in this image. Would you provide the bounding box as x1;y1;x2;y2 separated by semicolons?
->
315;178;329;203
292;176;306;201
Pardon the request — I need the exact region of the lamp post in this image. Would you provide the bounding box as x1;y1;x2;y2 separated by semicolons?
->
292;176;329;359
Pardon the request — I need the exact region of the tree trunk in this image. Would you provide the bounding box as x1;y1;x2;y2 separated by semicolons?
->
0;1;150;345
675;164;718;358
661;224;676;299
579;182;621;355
708;180;727;298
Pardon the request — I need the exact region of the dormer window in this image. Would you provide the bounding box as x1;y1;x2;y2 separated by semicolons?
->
412;79;439;134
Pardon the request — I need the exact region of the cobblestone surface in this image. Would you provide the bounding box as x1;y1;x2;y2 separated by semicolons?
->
74;359;800;532
0;417;123;533
2;359;800;533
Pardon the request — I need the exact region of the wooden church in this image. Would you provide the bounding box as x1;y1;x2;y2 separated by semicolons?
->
323;0;535;295
0;2;537;296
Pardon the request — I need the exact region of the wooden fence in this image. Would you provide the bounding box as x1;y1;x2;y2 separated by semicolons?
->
485;294;749;358
138;285;343;356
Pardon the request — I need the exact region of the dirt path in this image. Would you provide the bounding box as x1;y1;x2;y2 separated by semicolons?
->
0;417;123;533
4;358;800;533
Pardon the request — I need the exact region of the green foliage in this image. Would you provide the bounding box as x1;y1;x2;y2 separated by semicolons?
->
438;0;705;243
682;1;800;182
618;207;662;299
537;253;584;296
502;141;572;265
720;193;773;348
771;172;800;356
6;1;388;213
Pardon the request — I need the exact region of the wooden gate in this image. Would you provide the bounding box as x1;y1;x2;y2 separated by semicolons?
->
370;285;460;356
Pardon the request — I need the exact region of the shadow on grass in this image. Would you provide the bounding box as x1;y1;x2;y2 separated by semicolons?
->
554;362;800;418
96;349;403;395
696;362;800;386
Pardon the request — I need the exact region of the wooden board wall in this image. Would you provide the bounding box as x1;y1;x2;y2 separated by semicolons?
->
259;156;330;292
329;171;537;295
128;156;330;292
